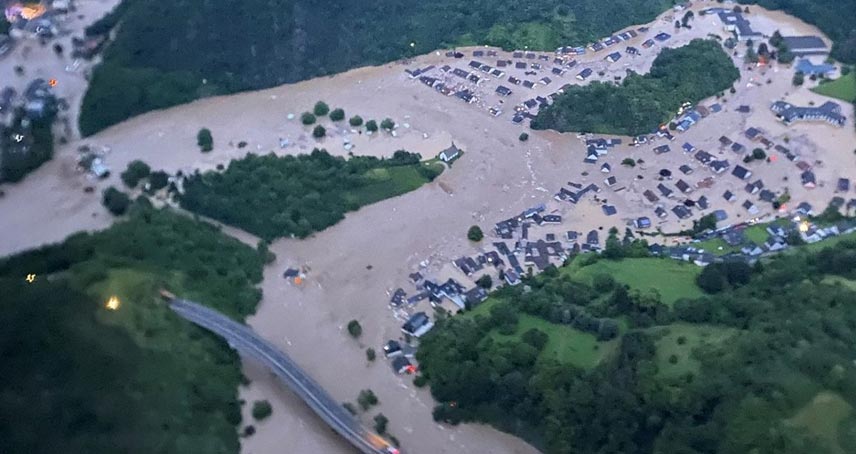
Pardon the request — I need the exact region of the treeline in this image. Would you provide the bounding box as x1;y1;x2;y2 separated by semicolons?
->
0;203;265;453
79;0;670;135
179;149;441;240
532;39;740;135
744;0;856;64
1;109;56;183
418;241;856;454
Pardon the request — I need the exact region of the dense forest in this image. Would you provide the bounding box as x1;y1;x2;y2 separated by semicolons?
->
531;39;740;135
179;149;442;240
0;110;56;183
418;238;856;454
745;0;856;64
0;203;265;453
78;0;671;135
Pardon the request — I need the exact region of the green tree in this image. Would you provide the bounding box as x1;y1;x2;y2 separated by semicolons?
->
102;186;131;215
752;148;766;160
357;389;378;410
312;125;326;138
251;400;273;420
373;413;389;434
520;328;548;350
330;108;345;121
519;132;529;142
366;348;376;361
365;120;378;132
197;128;213;152
120;160;151;188
313;101;330;116
792;71;805;86
696;264;726;293
467;225;484;242
380;118;395;131
621;157;635;167
301;112;316;125
349;115;364;127
347;320;362;338
148;170;169;191
476;274;492;289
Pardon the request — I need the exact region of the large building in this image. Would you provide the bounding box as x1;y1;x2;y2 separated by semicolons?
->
781;36;828;56
716;10;763;41
770;100;846;127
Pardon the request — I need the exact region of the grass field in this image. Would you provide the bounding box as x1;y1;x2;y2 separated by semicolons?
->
348;162;443;206
785;391;853;454
470;299;617;369
569;257;703;306
651;323;736;380
812;73;856;102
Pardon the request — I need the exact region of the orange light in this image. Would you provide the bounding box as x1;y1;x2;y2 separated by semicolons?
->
48;79;57;87
293;276;303;285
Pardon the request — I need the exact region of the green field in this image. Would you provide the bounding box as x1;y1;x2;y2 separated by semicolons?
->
469;298;618;369
348;162;444;206
652;323;737;380
786;391;853;454
569;257;703;306
813;73;856;102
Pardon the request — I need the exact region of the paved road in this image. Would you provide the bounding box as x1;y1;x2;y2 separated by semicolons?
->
169;298;399;454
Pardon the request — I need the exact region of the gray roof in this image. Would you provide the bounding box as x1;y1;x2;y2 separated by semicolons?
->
781;36;827;52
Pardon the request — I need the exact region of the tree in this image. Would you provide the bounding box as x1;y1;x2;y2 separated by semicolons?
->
366;348;376;361
301;112;316;125
347;320;362;338
752;148;766;160
357;389;378;410
621;157;635;167
102;187;130;215
757;42;770;57
697;264;726;293
251;400;273;421
373;413;389;434
519;132;529;142
197;128;213;152
770;30;784;48
792;71;805;86
476;274;492;289
674;20;680;29
365;120;378;132
413;375;428;387
120;160;151;188
349;115;363;127
521;328;548;350
148;171;169;191
380;118;395;131
467;225;483;242
313;101;330;116
778;49;795;64
312;125;326;138
329;108;345;121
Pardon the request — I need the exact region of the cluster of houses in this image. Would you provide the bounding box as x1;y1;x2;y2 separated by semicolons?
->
0;78;58;126
3;0;73;41
770;100;846;127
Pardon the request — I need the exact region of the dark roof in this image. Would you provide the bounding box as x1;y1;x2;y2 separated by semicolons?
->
781;36;827;52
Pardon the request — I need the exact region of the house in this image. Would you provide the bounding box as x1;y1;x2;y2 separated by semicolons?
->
390;288;407;307
606;51;622;62
464;287;489;308
657;183;674;197
283;268;300;278
781;35;829;56
655;206;668;218
744;127;762;140
401;312;434;337
745;179;764;194
642;38;655;48
795;59;836;76
515;61;527;69
508;76;522;85
679;164;694;175
710;160;730;174
672;205;692;219
634;217;652;229
723;190;737;202
771;100;846;127
694;150;714;165
682;142;696;153
801;170;817;188
676;180;692;194
795;202;813;216
577;68;593;80
540;77;552;85
732;165;752;180
654;32;671;41
717;11;761;40
383;340;403;358
504;269;521;286
551;67;564;76
586;230;600;246
495;85;513;96
765;235;787;252
542;214;562;224
719;136;733;147
759;189;776;203
654;144;671;154
714;209;729;222
731;142;746;154
742;200;759;215
522;80;535;89
741;242;764;256
602;204;618;216
643;189;659;203
391;356;414;374
626;46;640;55
837;178;850;192
439;143;461;162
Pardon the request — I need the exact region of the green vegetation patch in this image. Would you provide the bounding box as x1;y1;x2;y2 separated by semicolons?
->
532;39;740;135
0;204;264;453
652;323;737;380
785;392;853;454
570;257;703;306
813;73;856;102
179;149;441;240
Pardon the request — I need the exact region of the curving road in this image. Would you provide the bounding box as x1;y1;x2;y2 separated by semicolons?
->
168;298;399;454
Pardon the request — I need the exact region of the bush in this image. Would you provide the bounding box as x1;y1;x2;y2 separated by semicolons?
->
519;132;529;142
476;274;492;289
621;157;636;167
373;413;389;434
347;320;362;338
313;101;330;116
312;125;326;138
413;375;428;387
349;115;363;127
197;128;213;152
102;187;131;215
301;112;316;125
251;400;273;420
380;118;395;131
120;160;151;188
792;71;805;86
148;170;169;191
467;225;484;242
357;389;378;410
521;328;549;350
366;348;376;361
330;108;345;121
365;120;378;132
592;273;616;292
752;148;766;160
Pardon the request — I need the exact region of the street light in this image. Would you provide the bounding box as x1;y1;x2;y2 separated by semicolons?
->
106;296;121;311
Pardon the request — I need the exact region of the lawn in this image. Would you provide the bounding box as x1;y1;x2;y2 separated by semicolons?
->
785;391;853;454
651;323;737;380
812;73;856;103
569;257;704;306
347;162;443;206
742;224;769;245
470;298;618;370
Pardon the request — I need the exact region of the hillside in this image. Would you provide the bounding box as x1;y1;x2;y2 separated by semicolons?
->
78;0;671;135
418;241;856;454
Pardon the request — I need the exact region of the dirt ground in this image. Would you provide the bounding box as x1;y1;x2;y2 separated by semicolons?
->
1;3;854;454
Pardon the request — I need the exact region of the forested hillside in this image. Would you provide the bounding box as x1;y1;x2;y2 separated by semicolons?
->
745;0;856;63
0;203;264;453
418;238;856;454
78;0;670;135
531;39;739;135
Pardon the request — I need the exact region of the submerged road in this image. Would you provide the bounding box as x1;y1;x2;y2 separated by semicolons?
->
168;298;398;454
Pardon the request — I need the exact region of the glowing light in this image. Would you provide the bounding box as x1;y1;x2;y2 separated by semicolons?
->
5;3;47;22
48;79;57;87
799;221;809;233
106;296;121;311
25;273;36;283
